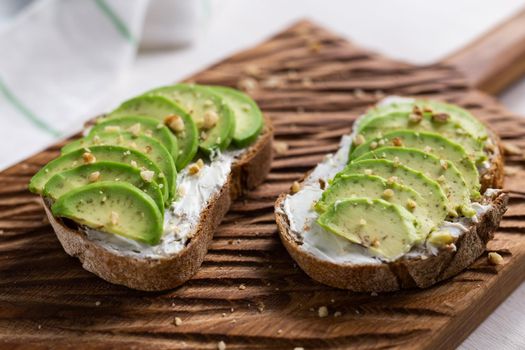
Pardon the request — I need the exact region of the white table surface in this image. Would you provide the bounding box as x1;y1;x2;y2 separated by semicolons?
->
6;1;525;348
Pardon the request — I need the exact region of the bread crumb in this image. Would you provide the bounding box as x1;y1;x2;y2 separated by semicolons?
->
238;284;246;290
291;181;301;193
173;317;182;326
217;340;226;350
128;123;141;136
503;142;522;156
238;77;258;92
82;152;96;164
140;170;155;182
354;134;365;146
488;252;504;265
318;306;328;318
273;141;289;155
88;171;101;182
109;211;119;226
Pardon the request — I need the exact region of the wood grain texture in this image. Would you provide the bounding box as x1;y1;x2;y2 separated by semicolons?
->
444;7;525;94
1;20;524;350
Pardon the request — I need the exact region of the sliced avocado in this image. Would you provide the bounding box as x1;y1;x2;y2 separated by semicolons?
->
350;130;480;199
354;112;486;164
29;145;168;203
146;84;235;154
353;147;471;216
51;182;163;245
338;159;449;226
107;95;198;170
316;174;432;242
317;198;419;260
206;86;263;147
84;116;178;165
60;131;176;201
43;162;164;211
356;100;488;141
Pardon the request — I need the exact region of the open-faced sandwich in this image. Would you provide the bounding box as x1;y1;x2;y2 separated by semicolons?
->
29;84;273;291
275;97;508;292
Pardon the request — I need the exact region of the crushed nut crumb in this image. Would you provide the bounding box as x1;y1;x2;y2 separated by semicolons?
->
239;284;246;290
217;340;226;350
408;113;422;123
318;306;329;318
203;111;219;129
165;115;185;132
392;137;403;147
359;218;367;226
140;170;155;182
238;77;258;92
104;125;120;132
387;176;398;184
130;160;138;168
88;171;101;182
291;181;301;193
82;152;96;164
406;199;417;210
371;239;380;248
370;141;378;150
273;141;289;155
173;317;182;326
354;134;365;146
128;123;141;136
488;252;504;265
364;169;373;175
440;159;449;170
382;189;394;199
109;211;119;226
432;112;450;123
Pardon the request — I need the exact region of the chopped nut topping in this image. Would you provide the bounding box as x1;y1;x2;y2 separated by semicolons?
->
423;106;433;113
378;139;385;146
440;159;449;170
88;171;101;182
406;199;417;210
437;175;446;183
92;135;101;145
408;113;422;123
130;160;138;168
364;169;373;175
370;141;378;150
432;112;450;123
109;211;119;226
203;110;219;129
238;77;258;92
359;218;367;226
424;145;433;153
354;134;365;146
412;105;422;115
82;152;96;164
128;123;141;136
200;131;208;140
273;141;289;155
164;115;185;132
173;317;182;326
291;181;301;193
188;159;204;175
104;126;120;132
488;252;504;265
392;137;403;147
503;142;522;156
318;306;329;318
144;129;153;137
217;340;226;350
387;176;398;184
392;156;400;167
382;189;394;199
140;170;155;182
334;311;342;317
371;239;381;247
238;284;246;290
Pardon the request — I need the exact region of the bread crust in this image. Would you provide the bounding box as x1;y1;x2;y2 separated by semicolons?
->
44;117;273;291
275;126;508;292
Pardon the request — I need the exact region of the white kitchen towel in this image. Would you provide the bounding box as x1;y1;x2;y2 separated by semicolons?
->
0;0;149;170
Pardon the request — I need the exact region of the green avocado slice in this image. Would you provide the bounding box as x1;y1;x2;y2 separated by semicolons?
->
146;84;235;155
51;181;163;245
60;131;176;202
354;112;486;164
206;86;263;147
353;147;471;217
29;145;168;204
107;95;198;170
43;162;164;212
317;198;420;260
338;159;449;226
85;116;178;165
350;130;480;199
316;174;432;242
356;100;488;141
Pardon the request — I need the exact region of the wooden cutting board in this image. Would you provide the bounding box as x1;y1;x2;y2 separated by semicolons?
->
1;18;525;350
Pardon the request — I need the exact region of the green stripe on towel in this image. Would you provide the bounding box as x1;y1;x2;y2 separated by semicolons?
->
94;0;136;44
0;77;61;137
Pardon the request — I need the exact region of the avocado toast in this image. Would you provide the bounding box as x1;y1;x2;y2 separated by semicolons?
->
30;84;273;291
275;96;507;292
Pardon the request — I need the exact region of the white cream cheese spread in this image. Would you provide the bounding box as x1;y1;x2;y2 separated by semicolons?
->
84;149;241;258
279;96;496;264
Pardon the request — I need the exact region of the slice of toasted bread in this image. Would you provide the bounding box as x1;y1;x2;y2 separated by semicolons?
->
43;117;273;291
275;113;508;292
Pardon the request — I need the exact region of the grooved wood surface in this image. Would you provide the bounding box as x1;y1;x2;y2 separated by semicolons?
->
1;21;524;350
